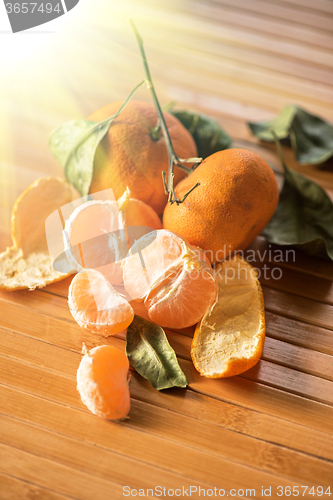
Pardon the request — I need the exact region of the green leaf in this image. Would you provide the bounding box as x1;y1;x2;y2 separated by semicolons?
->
171;110;232;159
262;153;333;261
48;80;145;196
49;119;111;196
126;315;188;390
248;105;333;165
290;109;333;164
248;104;296;142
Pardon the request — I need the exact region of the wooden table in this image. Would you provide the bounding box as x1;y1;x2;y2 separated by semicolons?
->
1;0;333;498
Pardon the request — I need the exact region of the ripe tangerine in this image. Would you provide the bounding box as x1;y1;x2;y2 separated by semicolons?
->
163;149;279;263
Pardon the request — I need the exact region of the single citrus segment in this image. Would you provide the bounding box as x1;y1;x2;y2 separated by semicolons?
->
191;255;265;378
64;192;162;284
77;345;130;420
0;177;77;291
88;100;197;214
163;149;279;263
123;229;218;329
68;269;134;335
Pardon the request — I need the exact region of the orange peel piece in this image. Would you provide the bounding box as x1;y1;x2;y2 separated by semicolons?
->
191;255;265;378
0;177;77;291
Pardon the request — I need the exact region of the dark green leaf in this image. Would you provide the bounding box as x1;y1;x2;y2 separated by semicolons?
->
290;109;333;164
49;119;110;196
171;110;232;158
126;315;188;390
248;105;333;165
262;159;333;260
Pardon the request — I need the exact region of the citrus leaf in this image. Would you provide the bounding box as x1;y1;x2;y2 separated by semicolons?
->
171;110;232;159
48;80;145;196
248;105;333;165
126;315;188;390
49;119;111;196
262;159;333;260
248;104;296;142
290;109;333;164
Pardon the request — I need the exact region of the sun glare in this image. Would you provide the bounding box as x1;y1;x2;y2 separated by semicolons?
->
0;1;78;69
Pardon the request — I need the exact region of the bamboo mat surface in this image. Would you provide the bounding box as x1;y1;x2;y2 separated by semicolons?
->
1;0;333;498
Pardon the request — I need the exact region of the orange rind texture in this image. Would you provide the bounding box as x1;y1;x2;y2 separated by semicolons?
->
0;177;77;291
191;255;266;378
163;148;279;263
88;100;197;215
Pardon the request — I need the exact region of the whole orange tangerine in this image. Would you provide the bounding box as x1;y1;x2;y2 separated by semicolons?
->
88;100;197;215
163;149;279;263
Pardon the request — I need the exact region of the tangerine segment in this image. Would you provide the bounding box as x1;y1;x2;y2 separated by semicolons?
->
77;345;130;420
191;255;265;378
123;229;184;301
123;229;218;329
145;262;218;330
64;200;127;284
68;269;134;335
64;196;162;285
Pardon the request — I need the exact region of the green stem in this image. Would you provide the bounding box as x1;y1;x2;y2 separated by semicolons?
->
270;127;288;175
131;19;202;204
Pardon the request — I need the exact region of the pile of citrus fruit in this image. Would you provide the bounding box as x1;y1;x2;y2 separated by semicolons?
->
0;99;279;422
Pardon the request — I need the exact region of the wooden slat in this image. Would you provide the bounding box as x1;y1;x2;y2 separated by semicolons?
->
263;337;333;381
1;0;333;493
190;0;333;50
0;372;314;494
0;384;332;488
126;2;333;69
130;374;333;463
0;443;151;500
247;237;333;281
1;412;247;495
184;359;333;433
212;0;333;32
254;261;333;306
265;311;333;356
1;312;333;436
241;360;333;405
0;472;72;500
0;289;74;323
2;288;333;402
2;277;333;403
263;287;333;331
278;0;333;16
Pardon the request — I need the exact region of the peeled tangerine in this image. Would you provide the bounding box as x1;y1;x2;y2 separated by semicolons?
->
122;229;218;330
191;255;265;378
77;345;130;420
68;269;134;335
63;189;162;285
